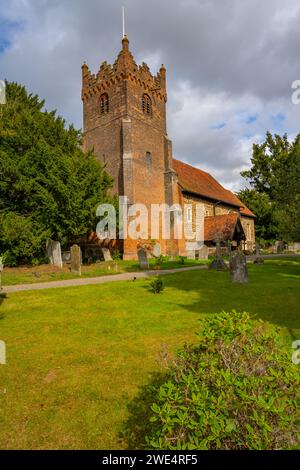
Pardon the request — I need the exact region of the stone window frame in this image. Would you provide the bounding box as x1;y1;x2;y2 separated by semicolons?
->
246;223;252;240
186;206;193;224
142;93;152;116
100;93;109;114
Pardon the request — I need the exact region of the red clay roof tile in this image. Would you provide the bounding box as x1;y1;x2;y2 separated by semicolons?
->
204;213;244;242
173;158;255;218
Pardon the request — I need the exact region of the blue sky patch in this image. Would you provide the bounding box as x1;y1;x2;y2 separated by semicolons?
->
272;112;286;122
244;113;259;124
210;122;226;130
0;18;25;54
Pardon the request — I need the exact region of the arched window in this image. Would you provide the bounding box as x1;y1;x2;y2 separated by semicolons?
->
100;93;109;114
146;151;152;166
142;94;152;115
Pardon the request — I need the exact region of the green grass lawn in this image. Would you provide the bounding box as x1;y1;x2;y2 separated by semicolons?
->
2;258;208;286
0;259;299;449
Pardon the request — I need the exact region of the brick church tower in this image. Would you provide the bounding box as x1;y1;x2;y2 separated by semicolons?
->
82;36;180;259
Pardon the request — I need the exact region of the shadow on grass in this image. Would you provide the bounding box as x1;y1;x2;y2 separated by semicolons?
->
0;293;7;320
160;262;300;334
0;293;7;309
120;372;166;450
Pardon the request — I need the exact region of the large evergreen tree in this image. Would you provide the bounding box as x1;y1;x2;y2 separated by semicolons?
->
238;132;300;243
0;82;113;265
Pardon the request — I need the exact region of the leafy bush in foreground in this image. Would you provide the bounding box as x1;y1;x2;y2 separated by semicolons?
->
144;312;299;450
150;277;164;294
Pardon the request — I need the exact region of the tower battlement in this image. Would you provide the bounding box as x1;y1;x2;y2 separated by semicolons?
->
82;37;167;103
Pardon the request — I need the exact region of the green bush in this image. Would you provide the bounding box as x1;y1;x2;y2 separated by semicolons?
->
179;256;185;265
154;255;165;270
144;312;299;450
112;249;122;261
150;277;164;294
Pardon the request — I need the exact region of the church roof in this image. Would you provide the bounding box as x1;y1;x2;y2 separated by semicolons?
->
172;158;255;218
204;213;245;242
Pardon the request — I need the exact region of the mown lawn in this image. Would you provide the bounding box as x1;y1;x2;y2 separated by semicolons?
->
2;258;208;286
0;259;299;449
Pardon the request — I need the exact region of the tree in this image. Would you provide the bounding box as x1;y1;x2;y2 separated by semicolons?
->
0;82;113;265
237;189;277;243
239;132;300;243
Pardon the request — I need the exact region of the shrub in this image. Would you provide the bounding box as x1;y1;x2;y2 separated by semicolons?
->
143;312;299;450
150;277;164;294
112;249;122;261
154;255;165;270
179;256;185;265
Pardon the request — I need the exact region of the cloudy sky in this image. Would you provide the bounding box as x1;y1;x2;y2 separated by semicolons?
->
1;0;300;190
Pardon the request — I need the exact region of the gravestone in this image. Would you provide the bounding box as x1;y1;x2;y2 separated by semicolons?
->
46;240;63;268
229;250;248;283
253;242;264;264
153;243;161;258
274;240;285;254
210;242;227;270
70;244;82;276
186;250;195;260
102;248;112;262
62;251;71;264
137;248;149;270
198;245;208;260
186;242;196;260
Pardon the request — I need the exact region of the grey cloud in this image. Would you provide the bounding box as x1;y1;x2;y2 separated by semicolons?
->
0;0;299;190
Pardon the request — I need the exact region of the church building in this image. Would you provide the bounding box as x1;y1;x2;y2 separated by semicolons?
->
81;36;255;260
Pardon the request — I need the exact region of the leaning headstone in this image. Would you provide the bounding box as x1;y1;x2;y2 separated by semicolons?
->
46;240;63;268
198;245;208;260
137;248;149;270
229;250;248;283
70;244;82;276
210;242;227;270
102;248;112;262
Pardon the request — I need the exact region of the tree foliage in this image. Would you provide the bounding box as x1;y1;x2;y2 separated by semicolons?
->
238;132;300;243
0;82;113;265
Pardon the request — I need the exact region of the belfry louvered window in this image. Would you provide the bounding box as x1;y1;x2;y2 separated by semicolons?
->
142;94;152;115
100;93;109;114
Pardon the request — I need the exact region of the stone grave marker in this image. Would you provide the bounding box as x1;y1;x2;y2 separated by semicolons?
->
46;240;63;268
210;241;227;270
137;248;149;270
229;250;248;283
70;244;82;276
62;251;71;264
102;248;112;262
153;243;161;258
198;245;208;260
253;242;264;264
